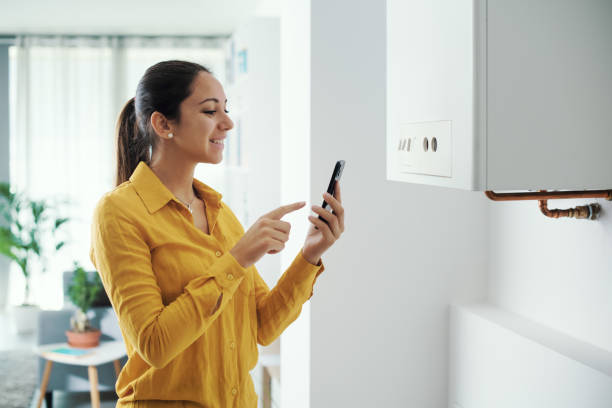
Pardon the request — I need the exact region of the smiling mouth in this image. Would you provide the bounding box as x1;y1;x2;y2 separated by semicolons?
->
210;140;224;145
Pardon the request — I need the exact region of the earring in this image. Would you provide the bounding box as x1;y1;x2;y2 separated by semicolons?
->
168;133;174;139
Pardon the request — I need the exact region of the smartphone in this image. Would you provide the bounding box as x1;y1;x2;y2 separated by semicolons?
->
316;160;345;228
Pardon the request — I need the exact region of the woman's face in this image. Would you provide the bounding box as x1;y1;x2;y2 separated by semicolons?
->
170;71;234;164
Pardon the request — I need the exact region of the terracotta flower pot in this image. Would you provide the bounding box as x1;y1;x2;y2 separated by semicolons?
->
65;329;102;348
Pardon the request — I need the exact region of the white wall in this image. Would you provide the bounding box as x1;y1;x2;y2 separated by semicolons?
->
0;43;10;311
279;0;312;407
229;17;283;361
489;198;612;351
254;6;612;407
307;1;487;407
449;198;612;407
449;187;612;408
232;16;282;313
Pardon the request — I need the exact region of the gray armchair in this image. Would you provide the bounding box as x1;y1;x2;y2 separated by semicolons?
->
37;270;127;407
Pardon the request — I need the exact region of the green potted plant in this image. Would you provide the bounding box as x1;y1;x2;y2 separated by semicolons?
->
66;261;104;348
0;182;69;333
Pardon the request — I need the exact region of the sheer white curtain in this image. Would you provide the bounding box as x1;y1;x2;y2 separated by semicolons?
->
9;35;228;309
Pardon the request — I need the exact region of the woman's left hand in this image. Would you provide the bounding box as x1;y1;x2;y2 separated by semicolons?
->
302;181;345;265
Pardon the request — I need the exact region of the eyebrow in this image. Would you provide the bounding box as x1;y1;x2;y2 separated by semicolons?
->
199;98;228;104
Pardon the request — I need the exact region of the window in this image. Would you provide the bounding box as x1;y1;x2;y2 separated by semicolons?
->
8;35;247;309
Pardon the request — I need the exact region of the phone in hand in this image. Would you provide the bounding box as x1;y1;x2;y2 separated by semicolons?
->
316;160;345;229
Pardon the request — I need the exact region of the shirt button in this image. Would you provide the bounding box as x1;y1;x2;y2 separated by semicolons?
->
230;341;236;349
231;387;238;396
227;274;234;280
215;251;222;257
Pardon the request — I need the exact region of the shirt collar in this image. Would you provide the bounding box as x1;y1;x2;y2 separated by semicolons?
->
129;161;223;214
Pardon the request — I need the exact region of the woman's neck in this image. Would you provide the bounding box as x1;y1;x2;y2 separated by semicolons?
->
148;158;197;203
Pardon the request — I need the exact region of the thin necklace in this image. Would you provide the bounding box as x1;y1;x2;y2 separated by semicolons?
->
176;189;197;213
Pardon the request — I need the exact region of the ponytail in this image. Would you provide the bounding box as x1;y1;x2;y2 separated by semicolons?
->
115;97;150;187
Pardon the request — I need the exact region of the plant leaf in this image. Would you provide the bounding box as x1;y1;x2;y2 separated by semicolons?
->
0;227;25;260
0;182;13;202
31;200;45;223
28;230;40;256
54;217;69;229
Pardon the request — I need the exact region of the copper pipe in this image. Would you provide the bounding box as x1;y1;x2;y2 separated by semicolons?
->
538;199;601;220
485;190;612;201
485;189;611;220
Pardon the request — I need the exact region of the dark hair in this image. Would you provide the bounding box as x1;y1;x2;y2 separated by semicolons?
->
115;60;211;186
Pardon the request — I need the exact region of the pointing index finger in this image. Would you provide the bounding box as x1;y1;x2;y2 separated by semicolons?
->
266;201;306;220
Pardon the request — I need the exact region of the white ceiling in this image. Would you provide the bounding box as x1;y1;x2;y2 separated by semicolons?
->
0;0;278;36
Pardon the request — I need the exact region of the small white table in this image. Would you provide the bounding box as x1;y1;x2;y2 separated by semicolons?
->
33;340;127;408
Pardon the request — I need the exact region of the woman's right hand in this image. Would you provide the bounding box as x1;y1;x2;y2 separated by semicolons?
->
229;201;306;268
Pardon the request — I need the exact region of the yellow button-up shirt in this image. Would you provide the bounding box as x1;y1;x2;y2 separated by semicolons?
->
89;161;325;407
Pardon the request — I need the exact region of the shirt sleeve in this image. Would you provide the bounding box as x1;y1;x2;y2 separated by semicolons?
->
253;249;325;346
89;199;247;369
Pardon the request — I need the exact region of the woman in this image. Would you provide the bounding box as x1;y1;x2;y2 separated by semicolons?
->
89;60;345;407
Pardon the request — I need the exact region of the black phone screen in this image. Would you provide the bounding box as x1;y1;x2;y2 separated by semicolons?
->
317;160;345;226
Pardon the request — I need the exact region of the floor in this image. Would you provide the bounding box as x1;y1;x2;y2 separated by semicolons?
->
1;308;119;407
29;390;119;408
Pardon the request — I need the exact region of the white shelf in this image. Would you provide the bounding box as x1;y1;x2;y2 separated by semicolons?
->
457;303;612;377
450;303;612;408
